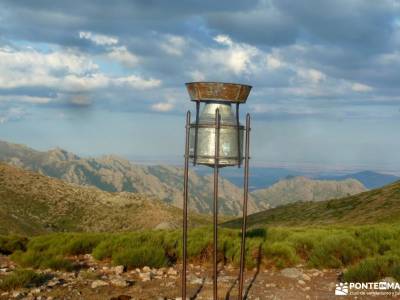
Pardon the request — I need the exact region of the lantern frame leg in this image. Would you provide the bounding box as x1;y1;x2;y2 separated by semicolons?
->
193;102;200;166
182;111;191;300
213;108;221;300
238;113;251;299
235;103;241;168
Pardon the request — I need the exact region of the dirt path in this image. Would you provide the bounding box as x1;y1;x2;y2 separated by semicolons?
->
0;255;397;299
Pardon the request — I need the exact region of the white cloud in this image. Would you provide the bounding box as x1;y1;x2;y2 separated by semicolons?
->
161;35;186;56
114;75;161;90
151;101;174;112
266;53;283;70
107;46;139;67
79;31;139;68
0;46;161;104
199;34;260;75
0;95;52;104
79;31;118;46
297;68;326;84
351;82;373;92
213;34;234;46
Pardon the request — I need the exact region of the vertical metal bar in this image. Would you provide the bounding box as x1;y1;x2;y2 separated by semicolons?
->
193;102;200;166
182;110;191;300
213;108;221;300
238;113;251;300
236;103;241;168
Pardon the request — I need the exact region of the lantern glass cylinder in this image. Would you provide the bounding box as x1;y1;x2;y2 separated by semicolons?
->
189;101;244;167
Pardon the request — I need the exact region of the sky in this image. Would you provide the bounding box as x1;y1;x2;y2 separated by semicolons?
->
0;0;400;173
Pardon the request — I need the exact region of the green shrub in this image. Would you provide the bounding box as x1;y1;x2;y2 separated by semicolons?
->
62;234;105;255
244;238;263;269
112;247;168;268
344;254;400;282
11;250;73;271
185;228;212;260
263;241;299;268
0;236;28;255
289;233;318;260
246;228;267;239
0;269;51;291
309;234;365;268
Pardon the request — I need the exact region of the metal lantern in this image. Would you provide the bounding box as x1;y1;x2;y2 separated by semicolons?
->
182;82;252;300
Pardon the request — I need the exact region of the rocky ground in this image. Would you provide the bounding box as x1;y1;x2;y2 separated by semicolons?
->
0;255;396;299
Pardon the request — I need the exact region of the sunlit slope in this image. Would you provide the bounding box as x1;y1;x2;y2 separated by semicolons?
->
224;180;400;228
0;163;209;235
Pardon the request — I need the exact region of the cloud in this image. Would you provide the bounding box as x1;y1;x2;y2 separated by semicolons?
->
266;53;283;70
107;46;139;67
199;34;260;75
0;95;52;104
0;0;399;119
79;31;139;67
0;45;161;109
79;31;118;46
160;35;186;56
296;68;326;84
151;101;174;112
351;82;373;93
114;75;161;90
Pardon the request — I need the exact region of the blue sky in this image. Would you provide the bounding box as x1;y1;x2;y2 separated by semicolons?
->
0;0;399;173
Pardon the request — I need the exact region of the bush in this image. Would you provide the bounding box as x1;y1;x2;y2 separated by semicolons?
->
287;231;323;260
344;254;400;282
11;250;73;271
309;234;365;268
246;228;267;239
0;236;28;255
0;269;51;291
112;247;168;268
263;242;299;268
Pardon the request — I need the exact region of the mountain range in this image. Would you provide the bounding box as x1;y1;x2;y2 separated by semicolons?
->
0;140;369;215
204;167;399;190
0;140;258;216
250;176;366;209
318;171;400;189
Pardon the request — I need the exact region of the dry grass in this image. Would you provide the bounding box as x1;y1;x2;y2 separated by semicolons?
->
0;163;209;235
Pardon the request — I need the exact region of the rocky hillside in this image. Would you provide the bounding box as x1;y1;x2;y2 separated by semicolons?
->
224;180;400;228
0;140;257;216
0;163;209;235
251;176;366;209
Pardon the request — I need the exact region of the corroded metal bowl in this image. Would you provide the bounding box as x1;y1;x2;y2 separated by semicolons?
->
185;82;252;103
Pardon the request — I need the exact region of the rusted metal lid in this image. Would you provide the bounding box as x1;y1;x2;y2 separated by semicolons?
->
185;82;252;103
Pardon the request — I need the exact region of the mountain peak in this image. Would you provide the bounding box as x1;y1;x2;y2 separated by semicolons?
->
47;147;80;161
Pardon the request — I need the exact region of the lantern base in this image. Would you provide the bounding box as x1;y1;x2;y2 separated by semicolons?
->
189;155;242;167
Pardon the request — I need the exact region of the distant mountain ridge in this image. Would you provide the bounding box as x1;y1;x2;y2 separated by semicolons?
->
0;140;258;216
250;176;367;209
318;171;400;189
224;179;400;228
203;167;399;191
0;162;210;235
0;140;370;214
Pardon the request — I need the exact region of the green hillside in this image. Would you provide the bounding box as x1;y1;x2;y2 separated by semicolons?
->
0;163;209;235
224;180;400;228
